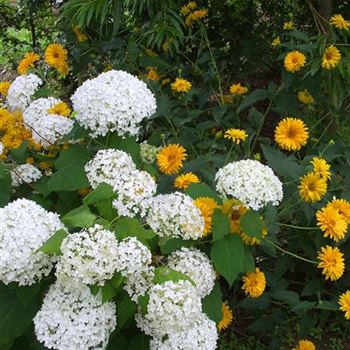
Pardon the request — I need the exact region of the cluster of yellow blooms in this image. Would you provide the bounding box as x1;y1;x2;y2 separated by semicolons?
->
146;67;160;82
297;89;315;105
0;81;11;98
229;83;248;96
73;26;88;42
330;14;350;30
180;2;208;27
17;52;40;75
171;78;192;93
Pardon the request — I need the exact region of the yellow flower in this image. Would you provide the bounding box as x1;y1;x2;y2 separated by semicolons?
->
157;144;187;175
299;172;327;202
185;9;208;26
318;246;345;281
330;14;350;30
218;303;233;331
224;128;248;144
26;157;34;164
57;62;69;76
316;206;348;242
297;90;315;105
283;21;294;30
146;67;160;82
161;78;171;85
311;157;331;180
145;49;158;57
38;162;52;171
0;108;14;131
48;102;71;117
44;43;68;70
194;197;218;236
284;51;306;72
171;78;192;93
221;199;247;233
229;83;248;96
174;172;200;190
339;290;350;320
0;81;11;97
322;45;341;70
242;268;266;298
271;36;281;48
17;52;40;75
274;117;308;151
162;41;170;52
180;1;197;16
73;26;88;42
327;198;350;224
293;339;316;350
222;94;234;104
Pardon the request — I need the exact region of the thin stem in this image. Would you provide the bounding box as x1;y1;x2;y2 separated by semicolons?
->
277;223;318;230
312;118;333;148
224;143;235;164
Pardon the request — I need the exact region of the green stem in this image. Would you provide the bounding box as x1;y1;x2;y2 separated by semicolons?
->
225;143;235;164
277;223;319;230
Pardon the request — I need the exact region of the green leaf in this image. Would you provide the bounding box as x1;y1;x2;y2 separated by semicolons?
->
202;283;223;323
39;229;68;255
210;235;245;286
96;198;118;221
10;141;29;163
153;267;195;286
316;300;338;311
186;183;220;201
292;301;316;312
127;334;150;350
237;89;267;113
212;209;230;241
240;211;263;239
55;145;92;169
117;295;137;330
109;135;141;165
138;294;149;314
243;246;255;273
83;183;115;205
62;205;97;228
0;163;12;207
272;290;299;306
159;237;194;255
101;282;118;303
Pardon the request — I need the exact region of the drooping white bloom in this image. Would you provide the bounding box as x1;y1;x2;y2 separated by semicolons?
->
23;97;74;147
215;159;283;210
71;70;157;137
6;74;42;111
55;225;119;286
167;247;215;298
115;237;152;277
146;192;204;240
34;282;116;350
0;199;64;285
11;163;42;187
149;314;218;350
0;142;4;155
135;280;202;337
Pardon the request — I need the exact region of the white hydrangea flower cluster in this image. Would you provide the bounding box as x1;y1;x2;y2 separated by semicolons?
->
135;280;202;337
71;70;157;137
0;198;64;285
146;192;204;240
55;225;119;286
34;282;116;350
11;163;42;187
23;97;74;147
0;141;3;155
6;74;42;111
85;149;157;217
167;247;216;298
140;141;160;164
149;314;218;350
215;159;283;210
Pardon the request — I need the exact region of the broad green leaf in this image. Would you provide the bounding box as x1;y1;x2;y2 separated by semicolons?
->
0;163;12;207
83;183;115;205
39;229;68;255
237;89;267;113
272;290;299;306
186;183;220;201
292;301;316;312
117;295;137;330
55;145;92;169
62;205;97;228
202;283;223;323
127;334;150;350
240;211;263;239
159;237;194;254
153;267;195;286
10;141;28;163
138;294;149;314
243;246;255;273
316;300;338;311
210;235;245;286
212;209;230;241
101;281;118;303
109;135;141;165
96;198;118;221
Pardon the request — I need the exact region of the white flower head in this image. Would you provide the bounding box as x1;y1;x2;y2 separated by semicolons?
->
0;198;64;285
34;282;116;350
11;163;42;187
55;224;119;286
146;192;204;240
215;159;283;210
71;70;157;137
7;74;42;111
0;142;4;155
140;141;160;164
167;247;215;298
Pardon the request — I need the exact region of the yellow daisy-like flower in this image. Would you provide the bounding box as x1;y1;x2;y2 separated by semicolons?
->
221;199;247;233
240;228;268;246
299;172;327;202
180;1;197;16
229;83;248;96
322;46;341;70
224;128;248;144
47;102;71;117
17;52;40;75
171;78;192;93
316;206;348;242
330;14;350;30
242;268;266;298
157;144;187;175
217;303;233;331
73;26;88;42
311;157;331;180
44;43;68;70
271;36;281;48
26;157;34;164
162;41;170;52
146;67;160;82
0;108;15;132
274;117;309;151
317;245;345;281
339;290;350;320
174;172;200;190
327;198;350;224
283;21;294;30
293;339;316;350
194;197;218;236
284;51;306;73
145;49;158;57
185;9;208;26
38;162;52;171
0;81;11;97
297;90;315;105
